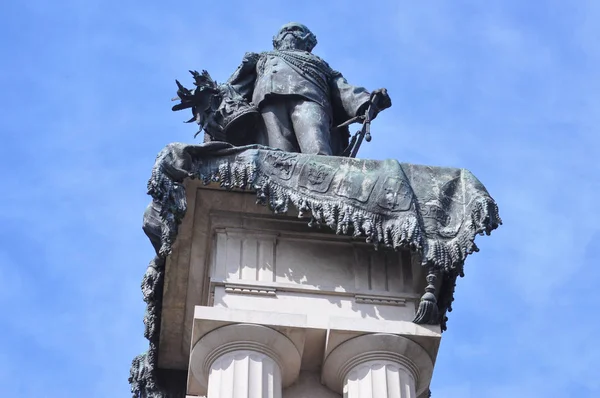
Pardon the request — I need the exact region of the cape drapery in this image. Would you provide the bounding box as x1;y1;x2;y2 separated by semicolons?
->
130;142;501;398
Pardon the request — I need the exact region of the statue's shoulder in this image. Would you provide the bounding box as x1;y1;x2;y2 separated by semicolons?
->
312;54;340;77
314;56;341;77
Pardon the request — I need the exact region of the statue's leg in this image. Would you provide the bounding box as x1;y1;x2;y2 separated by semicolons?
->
260;100;300;152
290;99;333;155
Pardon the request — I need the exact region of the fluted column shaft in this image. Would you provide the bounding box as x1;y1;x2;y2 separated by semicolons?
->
207;350;282;398
344;360;416;398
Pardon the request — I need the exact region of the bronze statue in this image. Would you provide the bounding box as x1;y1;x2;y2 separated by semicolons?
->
130;22;501;398
173;22;391;157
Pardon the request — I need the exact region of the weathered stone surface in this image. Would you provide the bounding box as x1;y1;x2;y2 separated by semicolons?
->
187;306;438;397
151;186;424;372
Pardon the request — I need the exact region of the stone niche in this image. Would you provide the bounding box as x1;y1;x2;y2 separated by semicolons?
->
159;180;441;398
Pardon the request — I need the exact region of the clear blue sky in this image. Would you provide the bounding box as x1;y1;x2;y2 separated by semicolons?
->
1;1;598;397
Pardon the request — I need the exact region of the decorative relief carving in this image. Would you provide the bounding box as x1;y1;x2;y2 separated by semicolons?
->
224;284;277;296
264;151;298;180
354;294;407;306
299;161;335;193
377;176;412;211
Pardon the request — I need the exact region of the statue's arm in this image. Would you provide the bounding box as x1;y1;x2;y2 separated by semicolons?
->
329;70;372;121
226;52;261;101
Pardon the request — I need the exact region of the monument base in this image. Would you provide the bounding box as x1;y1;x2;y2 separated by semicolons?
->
130;142;501;398
157;183;439;397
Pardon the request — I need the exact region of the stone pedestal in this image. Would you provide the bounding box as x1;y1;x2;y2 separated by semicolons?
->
157;184;441;397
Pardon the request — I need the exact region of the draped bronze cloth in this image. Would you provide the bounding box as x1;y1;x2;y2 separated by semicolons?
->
147;142;501;269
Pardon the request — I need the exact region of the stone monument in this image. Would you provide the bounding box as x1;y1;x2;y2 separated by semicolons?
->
129;23;502;398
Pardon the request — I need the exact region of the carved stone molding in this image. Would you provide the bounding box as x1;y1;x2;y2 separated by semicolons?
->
345;359;416;398
206;350;281;398
224;283;277;297
354;294;407;306
322;333;433;397
189;323;301;394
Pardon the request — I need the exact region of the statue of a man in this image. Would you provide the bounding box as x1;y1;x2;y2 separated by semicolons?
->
226;22;391;156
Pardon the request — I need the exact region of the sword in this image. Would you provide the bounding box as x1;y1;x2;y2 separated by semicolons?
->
346;93;380;158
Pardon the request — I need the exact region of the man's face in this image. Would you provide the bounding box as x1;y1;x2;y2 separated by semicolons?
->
273;23;314;51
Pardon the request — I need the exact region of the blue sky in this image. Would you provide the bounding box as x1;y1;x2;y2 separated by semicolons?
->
1;0;598;397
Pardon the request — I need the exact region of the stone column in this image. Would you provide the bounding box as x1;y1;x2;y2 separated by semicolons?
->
322;333;433;398
344;360;416;398
188;323;301;397
206;350;281;398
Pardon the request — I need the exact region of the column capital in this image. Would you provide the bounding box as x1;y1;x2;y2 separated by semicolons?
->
322;333;434;396
189;323;302;393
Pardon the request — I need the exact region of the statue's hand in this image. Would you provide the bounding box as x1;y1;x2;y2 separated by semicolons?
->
370;88;392;111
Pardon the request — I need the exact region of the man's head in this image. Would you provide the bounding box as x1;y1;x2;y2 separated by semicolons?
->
272;22;317;52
